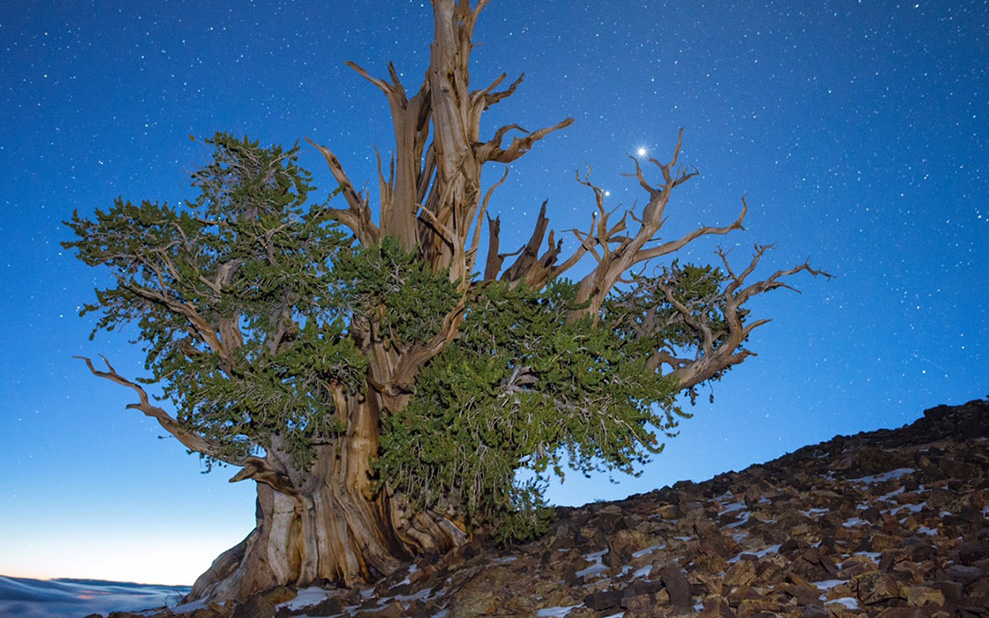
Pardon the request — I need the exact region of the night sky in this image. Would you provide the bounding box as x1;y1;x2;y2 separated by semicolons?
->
2;1;986;585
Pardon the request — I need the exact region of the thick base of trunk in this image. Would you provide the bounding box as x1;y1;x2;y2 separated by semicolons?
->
186;480;466;604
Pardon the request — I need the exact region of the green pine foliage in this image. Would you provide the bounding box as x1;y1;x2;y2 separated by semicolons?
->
64;134;362;469
379;280;684;542
65;133;722;542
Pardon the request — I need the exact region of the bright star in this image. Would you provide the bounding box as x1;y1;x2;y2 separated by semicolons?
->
636;146;648;158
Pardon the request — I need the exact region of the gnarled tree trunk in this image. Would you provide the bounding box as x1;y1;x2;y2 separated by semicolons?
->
186;397;466;603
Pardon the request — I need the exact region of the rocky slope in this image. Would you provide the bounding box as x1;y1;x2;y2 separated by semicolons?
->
101;398;989;618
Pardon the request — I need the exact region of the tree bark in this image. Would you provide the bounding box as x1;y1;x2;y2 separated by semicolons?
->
185;398;466;604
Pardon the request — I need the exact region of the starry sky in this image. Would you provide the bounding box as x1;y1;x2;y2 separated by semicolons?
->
1;0;986;586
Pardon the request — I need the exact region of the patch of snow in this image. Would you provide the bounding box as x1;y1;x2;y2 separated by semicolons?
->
917;526;938;536
842;517;866;527
829;597;860;610
731;531;749;543
170;598;210;614
801;507;830;517
633;565;652;578
279;587;331;611
576;562;608;580
631;543;665;558
853;551;881;563
877;486;906;501
718;501;747;515
536;605;582;617
813;579;845;591
728;544;781;564
891;502;925;516
673;536;692;542
490;555;518;564
360;588;376;600
392;563;419;587
576;549;610;579
851;468;915;484
725;511;751;529
755;544;782;557
391;588;434;604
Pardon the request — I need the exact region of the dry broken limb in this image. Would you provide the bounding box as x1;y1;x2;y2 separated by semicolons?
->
66;0;831;606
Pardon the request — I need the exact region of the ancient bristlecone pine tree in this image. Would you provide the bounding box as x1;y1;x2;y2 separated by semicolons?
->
64;0;829;604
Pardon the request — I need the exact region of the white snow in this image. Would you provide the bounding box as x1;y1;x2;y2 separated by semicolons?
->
878;486;906;502
728;544;781;564
280;586;331;610
490;555;518;564
168;598;210;614
829;597;860;610
891;501;925;516
576;562;608;579
851;468;915;484
576;549;609;579
390;587;434;604
718;501;747;515
631;543;665;558
800;507;830;517
391;562;420;587
725;510;751;529
633;564;652;578
813;579;845;591
842;517;866;527
536;605;582;617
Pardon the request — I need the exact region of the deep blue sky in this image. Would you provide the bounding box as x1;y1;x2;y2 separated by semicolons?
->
2;0;986;585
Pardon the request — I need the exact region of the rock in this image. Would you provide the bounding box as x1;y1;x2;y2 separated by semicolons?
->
873;609;928;618
659;564;692;608
583;589;622;611
855;572;902;605
231;594;275;618
946;563;983;585
128;399;989;618
903;585;945;607
800;605;829;618
781;582;821;606
736;595;778;618
621;591;658;614
354;601;405;618
725;559;758;587
697;598;735;618
297;596;344;616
